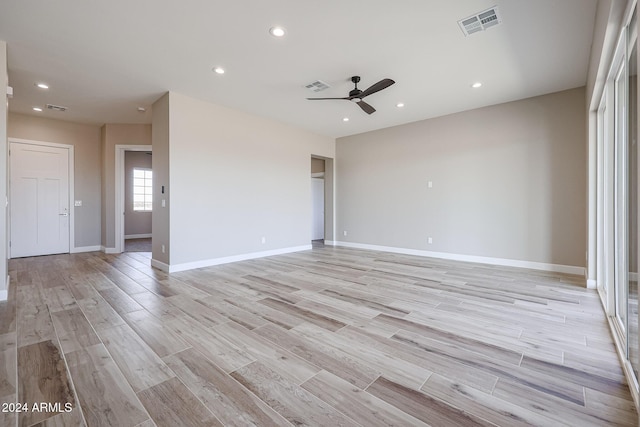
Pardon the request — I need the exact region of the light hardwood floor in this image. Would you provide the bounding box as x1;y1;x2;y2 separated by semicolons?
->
0;246;638;426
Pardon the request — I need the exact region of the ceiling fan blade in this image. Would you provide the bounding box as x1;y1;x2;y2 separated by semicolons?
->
358;78;395;99
357;100;376;115
306;97;350;100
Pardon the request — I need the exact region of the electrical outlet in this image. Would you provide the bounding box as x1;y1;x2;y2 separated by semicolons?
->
428;181;433;188
161;244;165;253
343;230;348;236
428;237;433;244
261;236;266;244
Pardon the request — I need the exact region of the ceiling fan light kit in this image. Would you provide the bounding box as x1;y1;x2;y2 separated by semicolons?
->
306;75;395;115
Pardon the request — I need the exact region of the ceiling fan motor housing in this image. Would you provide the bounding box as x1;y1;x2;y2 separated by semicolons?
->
306;75;395;115
349;76;362;98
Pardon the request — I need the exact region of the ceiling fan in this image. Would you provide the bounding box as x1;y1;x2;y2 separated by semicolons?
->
307;76;395;115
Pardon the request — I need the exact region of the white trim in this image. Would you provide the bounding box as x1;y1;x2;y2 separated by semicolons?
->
586;279;597;289
8;137;71;150
311;172;325;178
71;245;101;253
125;234;152;240
0;274;9;301
101;246;119;254
160;245;311;273
333;241;586;276
324;240;337;246
115;145;152;254
8;138;75;257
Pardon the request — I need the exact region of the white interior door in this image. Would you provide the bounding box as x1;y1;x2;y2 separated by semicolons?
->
311;177;324;240
10;142;70;258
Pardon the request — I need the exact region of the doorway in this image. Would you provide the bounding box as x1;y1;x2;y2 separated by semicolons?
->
9;139;74;258
115;145;152;255
311;157;325;247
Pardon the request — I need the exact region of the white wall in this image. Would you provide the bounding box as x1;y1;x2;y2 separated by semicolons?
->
336;87;586;270
163;92;334;269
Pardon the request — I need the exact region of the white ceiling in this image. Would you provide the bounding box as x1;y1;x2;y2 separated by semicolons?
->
0;0;597;138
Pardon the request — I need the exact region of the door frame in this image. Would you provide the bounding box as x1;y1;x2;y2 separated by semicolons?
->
8;137;75;258
310;155;335;243
115;144;152;253
311;175;325;240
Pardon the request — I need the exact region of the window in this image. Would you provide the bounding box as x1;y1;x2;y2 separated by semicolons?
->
133;168;152;211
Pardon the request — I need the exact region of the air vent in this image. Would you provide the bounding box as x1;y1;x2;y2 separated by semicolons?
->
305;80;331;93
458;6;501;36
46;103;67;112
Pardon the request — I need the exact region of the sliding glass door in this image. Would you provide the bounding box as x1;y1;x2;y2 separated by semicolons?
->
599;7;639;390
627;12;639;382
614;54;628;339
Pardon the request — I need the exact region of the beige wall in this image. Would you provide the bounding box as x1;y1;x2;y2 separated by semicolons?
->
124;151;152;236
0;42;7;293
100;125;107;246
336;87;587;268
311;157;325;174
151;93;170;265
165;92;335;267
100;123;151;248
8;113;102;248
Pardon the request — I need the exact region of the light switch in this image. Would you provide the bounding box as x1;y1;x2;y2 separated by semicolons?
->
74;200;82;207
428;181;433;188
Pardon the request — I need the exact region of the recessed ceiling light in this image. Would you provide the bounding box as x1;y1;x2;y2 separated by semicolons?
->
137;107;146;113
32;107;43;112
269;26;286;37
472;82;482;88
213;67;225;74
396;102;405;108
343;117;349;122
35;83;49;89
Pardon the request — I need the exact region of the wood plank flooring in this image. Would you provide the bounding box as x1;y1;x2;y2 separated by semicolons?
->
1;246;638;426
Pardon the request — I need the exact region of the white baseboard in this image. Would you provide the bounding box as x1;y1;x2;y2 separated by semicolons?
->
0;274;9;302
163;245;312;273
586;279;597;289
101;246;119;254
333;241;585;276
125;234;152;240
324;240;337;246
71;245;101;254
